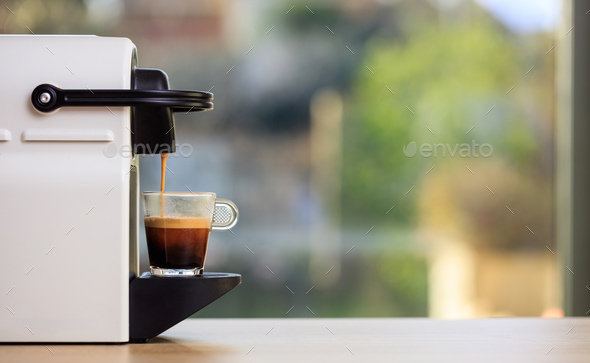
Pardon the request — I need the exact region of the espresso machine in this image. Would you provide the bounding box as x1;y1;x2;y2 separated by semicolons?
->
0;35;240;342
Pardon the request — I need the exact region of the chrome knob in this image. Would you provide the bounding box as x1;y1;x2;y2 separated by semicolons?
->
39;92;52;104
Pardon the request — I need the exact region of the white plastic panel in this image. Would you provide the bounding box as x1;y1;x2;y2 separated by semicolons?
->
22;128;114;141
0;35;135;342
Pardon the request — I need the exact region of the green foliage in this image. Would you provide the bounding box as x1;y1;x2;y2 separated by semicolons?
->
376;253;428;315
1;0;91;34
343;20;538;225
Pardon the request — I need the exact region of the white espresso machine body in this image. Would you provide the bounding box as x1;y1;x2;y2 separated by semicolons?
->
0;35;134;342
0;34;234;344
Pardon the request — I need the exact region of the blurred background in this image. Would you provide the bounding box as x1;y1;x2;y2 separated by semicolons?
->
1;0;562;318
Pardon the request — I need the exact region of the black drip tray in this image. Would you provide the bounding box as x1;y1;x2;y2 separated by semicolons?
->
129;272;241;342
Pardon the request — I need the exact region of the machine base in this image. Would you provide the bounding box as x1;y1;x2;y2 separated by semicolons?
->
129;272;241;342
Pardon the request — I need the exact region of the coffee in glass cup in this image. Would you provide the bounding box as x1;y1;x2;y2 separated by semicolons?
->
142;192;238;276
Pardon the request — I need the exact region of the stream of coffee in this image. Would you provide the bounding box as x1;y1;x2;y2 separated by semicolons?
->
160;153;169;216
161;153;169;192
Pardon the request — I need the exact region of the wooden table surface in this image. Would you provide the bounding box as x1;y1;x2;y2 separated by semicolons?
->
0;318;588;362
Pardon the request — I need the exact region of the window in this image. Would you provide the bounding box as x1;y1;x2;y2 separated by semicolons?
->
2;0;571;318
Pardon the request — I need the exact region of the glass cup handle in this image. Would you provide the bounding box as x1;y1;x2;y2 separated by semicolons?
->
212;199;239;231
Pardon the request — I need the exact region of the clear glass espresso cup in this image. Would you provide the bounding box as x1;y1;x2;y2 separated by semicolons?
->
142;192;238;277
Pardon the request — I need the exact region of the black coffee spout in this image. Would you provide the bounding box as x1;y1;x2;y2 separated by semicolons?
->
131;69;176;154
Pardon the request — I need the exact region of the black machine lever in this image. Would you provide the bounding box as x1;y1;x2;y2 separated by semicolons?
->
31;84;213;113
31;68;213;155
